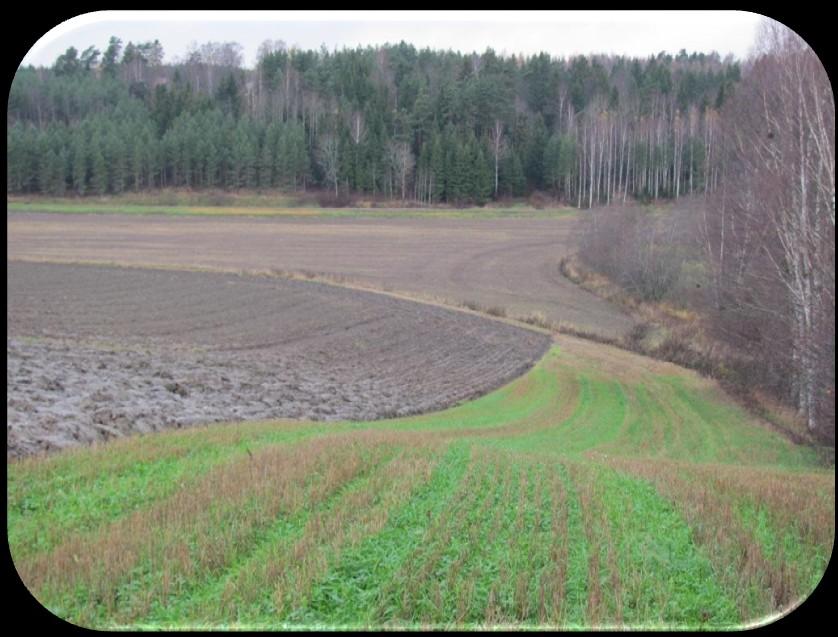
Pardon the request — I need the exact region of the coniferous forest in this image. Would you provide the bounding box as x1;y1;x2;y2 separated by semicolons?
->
8;39;740;205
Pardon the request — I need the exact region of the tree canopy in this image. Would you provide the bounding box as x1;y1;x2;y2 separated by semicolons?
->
9;40;738;205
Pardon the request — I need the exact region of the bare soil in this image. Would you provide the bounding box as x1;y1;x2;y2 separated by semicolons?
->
7;262;550;458
7;212;634;336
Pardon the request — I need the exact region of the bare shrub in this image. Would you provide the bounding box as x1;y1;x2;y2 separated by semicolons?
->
528;191;550;210
650;334;716;377
158;190;180;206
203;191;234;207
622;322;652;352
316;190;356;208
521;311;550;329
578;205;687;303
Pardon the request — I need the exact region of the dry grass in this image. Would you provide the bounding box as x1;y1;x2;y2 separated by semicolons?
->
221;446;440;620
17;430;447;624
558;254;829;448
560;254;701;328
593;454;835;617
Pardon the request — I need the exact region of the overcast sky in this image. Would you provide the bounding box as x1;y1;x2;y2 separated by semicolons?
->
19;10;767;69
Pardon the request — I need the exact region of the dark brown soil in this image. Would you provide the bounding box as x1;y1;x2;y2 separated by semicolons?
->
7;212;634;336
7;262;550;457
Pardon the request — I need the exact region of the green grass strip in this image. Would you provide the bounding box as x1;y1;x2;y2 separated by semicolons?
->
138;446;415;627
8;425;331;560
590;464;740;629
374;361;559;434
281;442;472;629
737;501;832;613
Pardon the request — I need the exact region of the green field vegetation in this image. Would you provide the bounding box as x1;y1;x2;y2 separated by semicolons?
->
9;339;833;630
6;196;574;220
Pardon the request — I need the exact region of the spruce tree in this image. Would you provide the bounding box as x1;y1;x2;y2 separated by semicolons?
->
205;141;219;188
54;149;68;196
544;134;562;196
430;132;446;203
108;133;126;194
38;148;55;195
274;126;289;188
131;139;144;190
259;135;274;189
525;115;548;191
89;137;107;195
474;146;493;205
72;134;87;196
7;123;25;192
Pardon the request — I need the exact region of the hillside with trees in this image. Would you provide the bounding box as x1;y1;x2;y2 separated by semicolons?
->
9;39;739;205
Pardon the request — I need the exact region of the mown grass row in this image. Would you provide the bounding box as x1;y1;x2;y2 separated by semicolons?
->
9;339;834;629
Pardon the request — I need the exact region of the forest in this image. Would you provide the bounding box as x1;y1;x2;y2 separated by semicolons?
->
8;38;739;205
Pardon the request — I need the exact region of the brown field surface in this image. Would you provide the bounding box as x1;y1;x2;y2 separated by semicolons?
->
7;212;633;337
7;261;550;457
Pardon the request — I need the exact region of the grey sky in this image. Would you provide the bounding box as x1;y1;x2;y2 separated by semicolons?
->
20;10;766;69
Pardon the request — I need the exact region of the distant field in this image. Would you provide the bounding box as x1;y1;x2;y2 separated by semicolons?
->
9;336;833;629
7;211;633;337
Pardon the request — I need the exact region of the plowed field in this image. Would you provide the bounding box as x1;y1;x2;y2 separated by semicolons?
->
7;261;549;457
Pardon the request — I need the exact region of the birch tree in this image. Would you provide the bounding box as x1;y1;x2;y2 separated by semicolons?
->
706;19;834;438
317;133;340;196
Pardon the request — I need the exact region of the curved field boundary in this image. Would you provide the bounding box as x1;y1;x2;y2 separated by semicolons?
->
7;261;550;458
7;211;635;337
7;256;556;338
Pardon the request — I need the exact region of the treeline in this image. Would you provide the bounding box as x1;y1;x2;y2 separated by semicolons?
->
9;39;739;205
577;22;835;443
